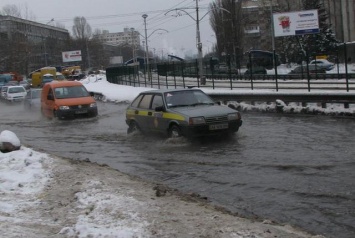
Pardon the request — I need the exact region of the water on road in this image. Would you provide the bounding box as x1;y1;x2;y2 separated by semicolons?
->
1;101;354;238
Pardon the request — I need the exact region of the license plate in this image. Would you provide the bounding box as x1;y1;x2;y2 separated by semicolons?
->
209;123;228;130
75;109;88;114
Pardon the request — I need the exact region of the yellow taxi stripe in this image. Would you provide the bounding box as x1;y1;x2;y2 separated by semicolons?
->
163;113;185;121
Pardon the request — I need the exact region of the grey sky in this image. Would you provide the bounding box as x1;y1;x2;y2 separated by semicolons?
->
1;0;216;57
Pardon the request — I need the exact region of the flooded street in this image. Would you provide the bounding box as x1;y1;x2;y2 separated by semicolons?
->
1;101;355;238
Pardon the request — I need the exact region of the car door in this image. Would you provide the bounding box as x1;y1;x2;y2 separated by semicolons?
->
42;88;55;117
147;94;165;133
134;94;153;132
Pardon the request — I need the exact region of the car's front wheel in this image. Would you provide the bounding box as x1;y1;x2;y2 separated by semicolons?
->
127;121;140;134
168;124;182;138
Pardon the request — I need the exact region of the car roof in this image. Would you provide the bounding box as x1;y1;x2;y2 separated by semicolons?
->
7;85;25;89
310;59;331;63
45;80;82;88
141;88;203;94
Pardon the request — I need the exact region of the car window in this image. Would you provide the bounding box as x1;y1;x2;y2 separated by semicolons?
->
193;90;213;103
151;95;163;109
54;86;89;99
131;95;143;108
48;88;53;98
138;94;153;109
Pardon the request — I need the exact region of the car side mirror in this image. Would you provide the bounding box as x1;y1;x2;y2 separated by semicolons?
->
47;94;54;100
155;106;165;112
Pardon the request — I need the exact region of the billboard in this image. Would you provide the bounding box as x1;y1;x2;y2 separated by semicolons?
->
62;50;82;63
273;10;319;37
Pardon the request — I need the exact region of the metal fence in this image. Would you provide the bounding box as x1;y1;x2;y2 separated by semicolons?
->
106;60;355;92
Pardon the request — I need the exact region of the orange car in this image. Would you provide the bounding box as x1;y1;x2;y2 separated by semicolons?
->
41;81;98;119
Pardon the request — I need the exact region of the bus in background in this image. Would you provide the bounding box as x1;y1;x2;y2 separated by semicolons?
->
244;50;280;75
29;67;57;87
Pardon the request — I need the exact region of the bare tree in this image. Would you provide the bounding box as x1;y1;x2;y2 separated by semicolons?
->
209;0;244;66
1;4;22;17
55;22;66;29
0;3;36;20
72;17;92;40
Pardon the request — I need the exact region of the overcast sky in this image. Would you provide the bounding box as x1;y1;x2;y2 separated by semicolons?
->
1;0;216;58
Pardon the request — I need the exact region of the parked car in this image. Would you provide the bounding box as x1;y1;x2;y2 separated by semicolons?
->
0;74;12;90
244;66;267;75
41;81;98;119
217;64;229;74
289;65;326;74
2;85;27;102
5;80;19;86
19;79;31;90
126;88;242;138
24;88;42;109
309;59;334;71
1;86;8;99
40;74;54;87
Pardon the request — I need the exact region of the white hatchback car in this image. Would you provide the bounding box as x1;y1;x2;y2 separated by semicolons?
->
3;85;27;102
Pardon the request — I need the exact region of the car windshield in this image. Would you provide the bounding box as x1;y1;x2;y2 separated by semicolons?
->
8;87;25;93
54;85;90;99
42;77;53;83
165;90;214;108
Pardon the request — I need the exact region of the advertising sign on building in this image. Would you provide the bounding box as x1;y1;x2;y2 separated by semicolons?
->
273;10;319;37
62;50;82;63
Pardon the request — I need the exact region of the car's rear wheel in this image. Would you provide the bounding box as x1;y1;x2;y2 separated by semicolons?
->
127;121;140;134
168;124;182;138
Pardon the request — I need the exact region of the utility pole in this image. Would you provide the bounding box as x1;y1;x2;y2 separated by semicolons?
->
86;39;91;69
164;1;229;85
142;14;150;80
195;0;204;83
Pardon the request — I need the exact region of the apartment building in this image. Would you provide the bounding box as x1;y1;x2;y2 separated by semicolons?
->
99;27;141;47
324;0;355;43
324;0;355;59
241;0;302;51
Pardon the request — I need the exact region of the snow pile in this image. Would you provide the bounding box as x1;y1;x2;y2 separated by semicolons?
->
81;75;150;103
0;146;52;212
59;179;149;237
227;101;355;116
0;130;21;147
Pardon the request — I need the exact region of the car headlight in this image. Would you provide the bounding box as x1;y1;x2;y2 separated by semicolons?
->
59;105;70;110
228;113;240;121
189;117;205;125
90;102;97;107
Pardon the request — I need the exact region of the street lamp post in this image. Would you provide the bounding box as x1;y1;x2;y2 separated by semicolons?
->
195;0;205;84
164;1;230;85
142;14;150;80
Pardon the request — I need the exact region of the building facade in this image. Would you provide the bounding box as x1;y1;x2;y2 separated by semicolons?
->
324;0;355;60
98;27;140;47
0;15;70;74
